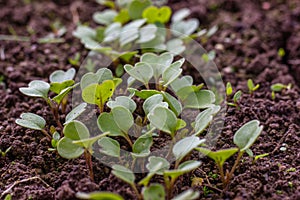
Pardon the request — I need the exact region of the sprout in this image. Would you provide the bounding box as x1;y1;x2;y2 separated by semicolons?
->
247;79;260;95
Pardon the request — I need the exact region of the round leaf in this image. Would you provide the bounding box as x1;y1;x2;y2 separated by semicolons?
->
80;68;113;89
57;137;84;159
111;106;134;133
183;90;215;109
97;112;124;137
107;96;137;113
172;8;191;22
65;103;88;125
19;80;50;99
162;58;185;87
128;0;151;20
172;189;199;200
93;10;118;25
146;156;170;175
63;120;90;141
50;68;76;83
233;120;263;151
143;184;165;200
143;94;165;115
112;165;135;185
194;105;220;135
132;134;153;154
98;137;120;158
15;113;46;131
124;62;153;86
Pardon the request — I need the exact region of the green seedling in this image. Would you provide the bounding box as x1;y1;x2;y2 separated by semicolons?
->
197;120;263;189
48;126;61;151
15;113;51;140
0;146;11;157
64;103;87;125
68;53;81;67
107;96;137;113
227;89;242;108
194;105;220;136
142;183;165;200
226;82;233;96
19;68;78;129
277;48;285;58
247;79;260;95
253;153;269;164
270;83;292;100
76;191;124;200
98;106;134;146
98;137;120;158
57;121;109;180
142;6;172;23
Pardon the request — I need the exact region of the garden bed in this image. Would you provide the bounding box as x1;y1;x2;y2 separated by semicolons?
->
0;0;299;199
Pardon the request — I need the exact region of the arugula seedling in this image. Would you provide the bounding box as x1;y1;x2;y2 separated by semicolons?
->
142;6;172;24
97;106;134;146
270;83;292;100
197;120;263;189
227;90;242;108
247;79;260;95
76;191;124;200
15;113;51;140
98;137;120;158
226;82;233;96
68;53;81;67
57;120;109;180
0;146;11;157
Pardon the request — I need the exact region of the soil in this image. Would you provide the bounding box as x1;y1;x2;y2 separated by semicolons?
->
0;0;300;199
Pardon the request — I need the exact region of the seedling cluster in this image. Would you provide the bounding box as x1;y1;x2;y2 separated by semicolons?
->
14;1;264;199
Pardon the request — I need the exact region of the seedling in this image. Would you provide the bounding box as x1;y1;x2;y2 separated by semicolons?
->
247;79;260;95
57;121;109;180
15;113;51;140
270;83;292;100
19;68;78;129
226;83;242;108
68;53;81;67
0;146;11;157
196;120;263;189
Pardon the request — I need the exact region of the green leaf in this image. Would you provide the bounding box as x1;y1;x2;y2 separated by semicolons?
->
112;165;135;185
247;79;254;90
233;90;242;103
183;90;215;109
103;22;122;43
128;0;151;20
107;96;137;113
170;75;193;93
171;18;199;37
124;62;153;86
120;19;146;46
233;120;263;151
19;80;50;99
161;92;182;116
172;8;191;22
194;105;220;136
173;136;205;163
164;160;201;179
143;94;167;115
176;85;203;101
98;112;125;137
132;133;153;155
142;6;172;24
80;68;113;89
93;10;118;25
73;25;96;40
98;137;120;158
271;83;286;92
15;113;46;131
143;184;165;200
53;83;79;104
57;137;84;159
50;80;75;94
146;156;170;175
196;147;238;167
137;24;157;43
73;132;109;149
166;39;186;55
148;106;177;136
119;51;138;63
76;191;124;200
111;106;134;133
140;52;173;80
226;82;233;96
82;80;115;108
162;58;185;87
114;9;130;24
64;103;88;125
128;88;161;99
63;120;90;141
176;119;186;130
172;190;199;200
50;68;76;83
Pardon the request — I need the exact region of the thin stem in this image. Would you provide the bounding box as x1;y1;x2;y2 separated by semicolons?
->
145;83;150;90
84;150;94;181
124;134;133;147
224;151;243;189
164;175;171;200
217;163;226;186
61;95;68;114
131;184;142;200
40;129;52;140
48;100;63;131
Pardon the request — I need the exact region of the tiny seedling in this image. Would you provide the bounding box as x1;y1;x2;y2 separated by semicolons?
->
270;83;292;100
247;79;260;95
196;120;263;189
0;146;11;157
57;120;109;180
68;53;81;67
15;113;51;140
76;191;124;200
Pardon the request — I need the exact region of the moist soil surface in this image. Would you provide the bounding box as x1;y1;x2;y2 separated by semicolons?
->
0;0;300;199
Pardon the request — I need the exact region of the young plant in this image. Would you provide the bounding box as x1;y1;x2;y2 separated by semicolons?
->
76;191;124;200
57;120;109;181
0;146;11;157
15;113;51;140
19;68;77;129
270;83;292;100
226;82;242;108
247;79;260;95
196;120;263;189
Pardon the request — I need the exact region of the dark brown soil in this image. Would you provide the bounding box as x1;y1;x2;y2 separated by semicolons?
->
0;0;299;199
